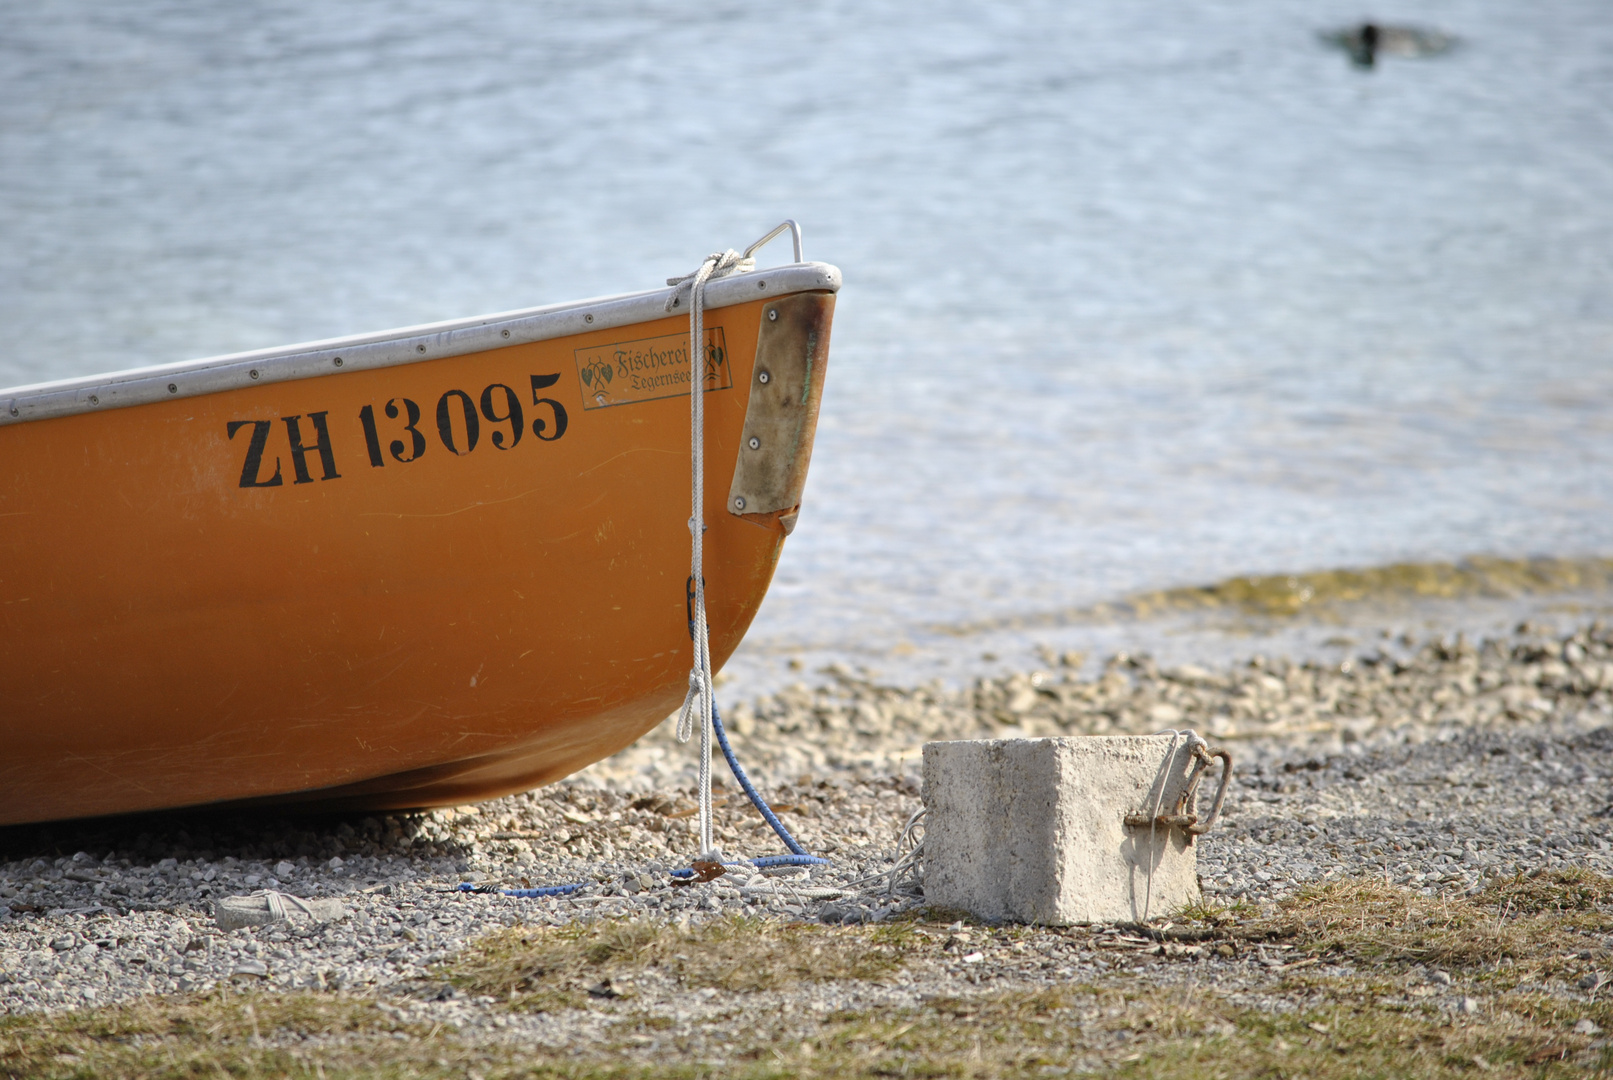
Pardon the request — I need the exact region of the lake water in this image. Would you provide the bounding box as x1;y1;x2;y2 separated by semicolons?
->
4;0;1612;691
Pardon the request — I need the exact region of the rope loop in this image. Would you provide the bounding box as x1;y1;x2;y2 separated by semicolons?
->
664;249;754;311
674;670;705;744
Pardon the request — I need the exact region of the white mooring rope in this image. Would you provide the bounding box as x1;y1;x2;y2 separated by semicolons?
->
1140;728;1210;922
668;247;754;860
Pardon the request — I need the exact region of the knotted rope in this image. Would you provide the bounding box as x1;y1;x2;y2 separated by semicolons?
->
254;890;332;919
667;248;754;860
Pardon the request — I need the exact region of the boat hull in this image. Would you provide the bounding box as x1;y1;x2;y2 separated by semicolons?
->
0;278;835;825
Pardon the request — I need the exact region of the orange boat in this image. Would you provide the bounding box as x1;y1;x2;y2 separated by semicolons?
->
0;224;838;826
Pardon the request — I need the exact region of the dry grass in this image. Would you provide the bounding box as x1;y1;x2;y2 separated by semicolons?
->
6;978;1604;1080
776;984;1613;1079
447;914;922;1007
1482;866;1613;914
0;988;450;1079
1241;868;1613;987
1119;989;1611;1080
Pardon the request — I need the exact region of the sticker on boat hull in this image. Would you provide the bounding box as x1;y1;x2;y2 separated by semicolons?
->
573;328;730;410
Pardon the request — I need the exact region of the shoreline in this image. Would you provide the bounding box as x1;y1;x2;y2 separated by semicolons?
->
716;555;1613;705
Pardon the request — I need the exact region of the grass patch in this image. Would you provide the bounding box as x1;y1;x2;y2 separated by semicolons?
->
600;982;1610;1078
1172;897;1257;926
1481;866;1613;914
447;914;922;1007
0;987;458;1079
1126;991;1612;1079
1238;870;1613;987
3;980;1609;1079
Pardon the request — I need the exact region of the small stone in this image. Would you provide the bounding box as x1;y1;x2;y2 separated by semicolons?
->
1574;1018;1602;1036
327;857;344;870
1578;973;1605;991
230;960;269;979
1430;970;1452;985
274;861;297;879
1459;997;1480;1015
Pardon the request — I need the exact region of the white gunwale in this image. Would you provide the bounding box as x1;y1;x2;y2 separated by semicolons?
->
0;261;841;427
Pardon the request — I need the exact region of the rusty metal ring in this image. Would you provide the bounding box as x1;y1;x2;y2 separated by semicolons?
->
1184;747;1233;835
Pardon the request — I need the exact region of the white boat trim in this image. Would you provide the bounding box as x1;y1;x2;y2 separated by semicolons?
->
0;261;841;427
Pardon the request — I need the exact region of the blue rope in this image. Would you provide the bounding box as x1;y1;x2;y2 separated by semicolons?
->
455;698;826;897
667;861;751;879
711;701;828;865
751;854;829;868
455;882;585;898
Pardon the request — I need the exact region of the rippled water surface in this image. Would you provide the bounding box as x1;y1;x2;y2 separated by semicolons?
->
4;1;1612;687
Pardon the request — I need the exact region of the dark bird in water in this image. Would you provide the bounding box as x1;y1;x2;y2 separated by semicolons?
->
1321;22;1456;68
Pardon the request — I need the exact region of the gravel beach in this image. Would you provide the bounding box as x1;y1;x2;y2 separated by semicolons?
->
1;619;1609;1075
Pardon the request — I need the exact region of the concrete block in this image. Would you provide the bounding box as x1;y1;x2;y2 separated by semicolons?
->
922;735;1219;925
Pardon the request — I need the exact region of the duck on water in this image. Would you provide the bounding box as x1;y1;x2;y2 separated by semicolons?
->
1322;23;1456;68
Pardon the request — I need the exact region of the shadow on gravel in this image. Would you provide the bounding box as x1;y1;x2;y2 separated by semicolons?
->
0;805;470;875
